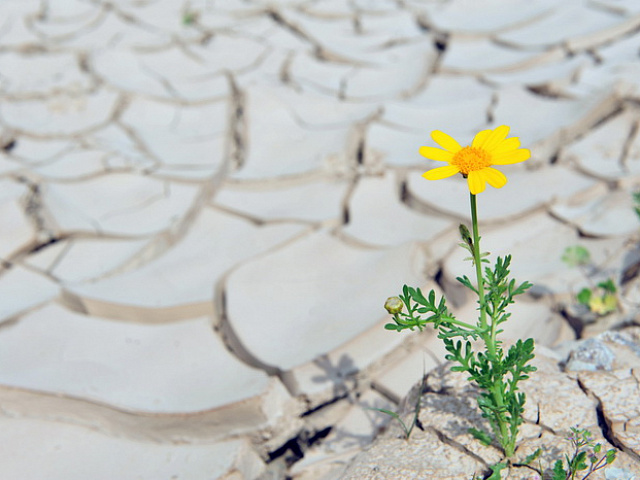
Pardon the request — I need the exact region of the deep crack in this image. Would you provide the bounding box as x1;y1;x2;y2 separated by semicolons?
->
577;376;640;462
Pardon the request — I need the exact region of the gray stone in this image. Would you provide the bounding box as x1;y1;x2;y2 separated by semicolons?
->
563;328;640;371
565;338;616;371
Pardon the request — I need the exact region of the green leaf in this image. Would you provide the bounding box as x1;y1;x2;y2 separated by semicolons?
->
552;460;567;480
410;288;429;306
513;281;533;296
468;427;492;446
577;288;592;305
562;245;591;267
456;275;477;293
523;447;542;465
597;278;617;293
606;449;617;464
384;323;400;331
574;450;588;471
634;191;640;220
486;462;507;480
450;365;467;372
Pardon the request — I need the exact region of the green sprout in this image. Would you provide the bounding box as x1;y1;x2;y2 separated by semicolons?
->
366;389;422;440
561;246;619;316
366;363;426;440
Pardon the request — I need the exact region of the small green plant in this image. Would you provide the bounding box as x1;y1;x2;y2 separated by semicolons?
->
576;279;617;316
561;245;591;268
182;10;198;25
366;386;422;439
551;427;616;480
561;246;619;316
384;126;536;459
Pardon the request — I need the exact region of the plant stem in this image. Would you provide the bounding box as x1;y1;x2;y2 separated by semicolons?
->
469;194;488;338
442;315;479;331
469;193;513;457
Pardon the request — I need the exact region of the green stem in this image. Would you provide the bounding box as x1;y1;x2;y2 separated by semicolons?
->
469;193;513;457
469;194;488;332
441;315;480;332
490;385;513;456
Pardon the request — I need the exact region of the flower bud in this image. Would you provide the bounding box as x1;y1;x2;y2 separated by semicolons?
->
384;296;403;314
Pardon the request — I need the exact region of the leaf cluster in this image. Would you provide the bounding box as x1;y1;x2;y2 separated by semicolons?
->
577;279;618;316
456;337;536;447
475;255;533;330
551;428;616;480
454;256;535;442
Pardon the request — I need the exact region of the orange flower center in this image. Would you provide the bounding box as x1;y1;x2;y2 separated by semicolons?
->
452;147;492;175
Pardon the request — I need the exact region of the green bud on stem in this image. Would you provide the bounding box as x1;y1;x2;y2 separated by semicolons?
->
384;296;403;314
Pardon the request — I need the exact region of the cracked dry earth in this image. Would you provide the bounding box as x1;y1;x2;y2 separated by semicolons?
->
3;0;640;479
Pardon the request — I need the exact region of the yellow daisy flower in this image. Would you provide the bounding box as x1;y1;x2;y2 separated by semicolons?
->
420;125;530;195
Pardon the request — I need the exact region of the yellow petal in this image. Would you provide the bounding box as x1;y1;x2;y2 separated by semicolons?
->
467;170;486;194
492;148;530;165
483;125;510;152
471;129;492;148
490;137;520;155
419;146;454;162
423;165;460;180
431;130;462;152
482;167;507;189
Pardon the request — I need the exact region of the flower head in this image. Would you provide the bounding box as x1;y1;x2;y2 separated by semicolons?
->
420;125;530;195
384;296;403;315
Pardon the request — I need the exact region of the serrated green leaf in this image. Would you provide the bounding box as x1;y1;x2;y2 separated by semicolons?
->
575;450;588;471
410;288;428;306
552;460;567;480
